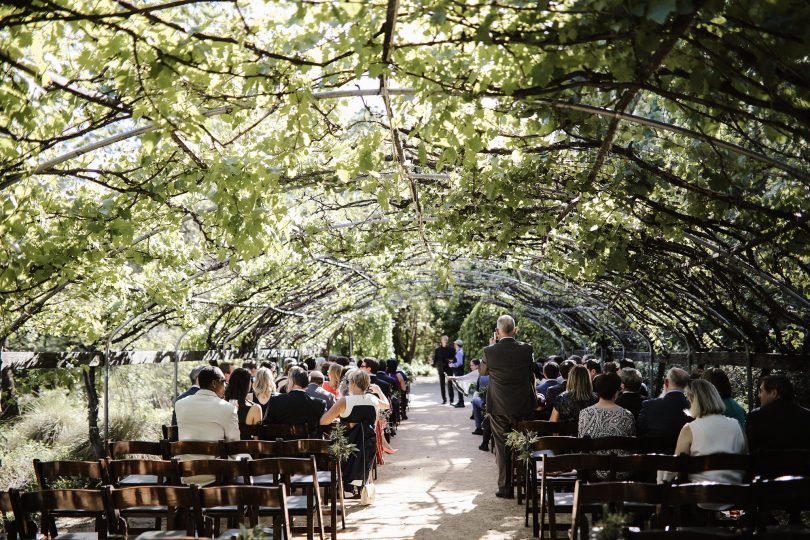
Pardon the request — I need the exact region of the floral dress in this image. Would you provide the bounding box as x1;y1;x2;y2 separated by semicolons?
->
554;391;597;422
578;405;636;479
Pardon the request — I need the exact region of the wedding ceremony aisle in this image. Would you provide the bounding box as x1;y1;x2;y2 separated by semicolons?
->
343;376;527;540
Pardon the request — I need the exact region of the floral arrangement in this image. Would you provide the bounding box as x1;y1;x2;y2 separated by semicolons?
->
504;429;540;463
327;423;358;464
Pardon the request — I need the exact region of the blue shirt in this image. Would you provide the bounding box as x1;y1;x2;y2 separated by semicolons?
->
450;348;464;368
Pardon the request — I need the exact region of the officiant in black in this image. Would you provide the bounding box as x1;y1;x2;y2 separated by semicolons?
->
433;335;456;404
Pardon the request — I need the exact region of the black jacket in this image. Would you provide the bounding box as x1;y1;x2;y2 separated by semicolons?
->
747;399;810;453
637;390;690;453
480;337;535;418
616;391;645;421
264;390;326;435
433;345;456;375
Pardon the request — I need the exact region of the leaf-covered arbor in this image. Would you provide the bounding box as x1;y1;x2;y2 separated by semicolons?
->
0;1;808;366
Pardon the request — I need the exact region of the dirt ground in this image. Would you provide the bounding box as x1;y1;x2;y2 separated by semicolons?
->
341;375;532;540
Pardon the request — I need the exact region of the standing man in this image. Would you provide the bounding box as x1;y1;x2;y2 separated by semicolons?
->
433;335;456;404
450;339;466;407
480;315;535;499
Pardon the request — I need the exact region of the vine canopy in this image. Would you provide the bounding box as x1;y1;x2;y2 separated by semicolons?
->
0;0;808;358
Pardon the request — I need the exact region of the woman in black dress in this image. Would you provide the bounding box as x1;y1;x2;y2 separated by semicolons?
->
224;368;263;439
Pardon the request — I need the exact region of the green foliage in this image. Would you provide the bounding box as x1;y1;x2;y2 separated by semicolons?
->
0;0;808;367
504;429;540;464
327;423;358;464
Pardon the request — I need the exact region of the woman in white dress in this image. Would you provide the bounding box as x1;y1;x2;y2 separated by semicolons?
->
320;369;390;495
674;379;747;484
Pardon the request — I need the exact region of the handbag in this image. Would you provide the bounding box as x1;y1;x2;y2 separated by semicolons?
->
358;418;376;505
360;481;376;505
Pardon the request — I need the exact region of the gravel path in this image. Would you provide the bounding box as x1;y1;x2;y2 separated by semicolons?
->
341;375;530;539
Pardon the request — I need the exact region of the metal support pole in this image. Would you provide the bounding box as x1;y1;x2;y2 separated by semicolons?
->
104;312;142;442
348;330;354;359
639;331;655;392
173;329;193;402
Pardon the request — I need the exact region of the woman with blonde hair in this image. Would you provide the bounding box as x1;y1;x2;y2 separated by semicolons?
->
324;362;342;397
550;365;597;423
252;367;276;420
321;369;390;497
674;379;746;484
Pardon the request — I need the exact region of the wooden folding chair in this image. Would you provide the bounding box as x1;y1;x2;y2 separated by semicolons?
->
281;439;345;537
749;450;810;480
107;440;164;460
570;481;666;540
11;488;107;540
665;482;754;536
533;452;613;539
33;459;106;537
174;458;248;487
242;424;308;441
513;420;577;504
162;425;179;442
223;439;284;459
753;475;810;537
106;459;177;488
163;440;226;460
1;490;18;539
247;457;325;540
104;485;201;539
679;454;750;484
197;485;292;540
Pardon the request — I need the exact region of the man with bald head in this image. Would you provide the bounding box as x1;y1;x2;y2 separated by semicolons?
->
480;314;536;499
637;367;691;453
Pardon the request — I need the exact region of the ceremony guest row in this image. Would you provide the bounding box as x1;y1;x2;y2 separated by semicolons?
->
440;315;810;501
172;355;411;497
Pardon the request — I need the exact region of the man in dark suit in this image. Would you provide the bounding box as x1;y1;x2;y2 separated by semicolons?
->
171;365;206;426
264;366;326;436
637;367;690;453
616;367;646;420
747;375;810;454
358;358;392;399
545;358;577;410
433;335;456;404
479;315;535;499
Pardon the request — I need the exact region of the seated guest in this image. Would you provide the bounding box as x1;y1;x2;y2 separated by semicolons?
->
637;367;690;453
747;374;810;453
324;362;343;397
536;360;563;398
579;372;635;438
448;358;482;408
171;365;206;426
619;358;649;397
616;367;645;420
242;360;257;379
702;367;746;430
320;369;390;494
274;358;298;393
264;366;327;436
669;379;746;491
176;366;240;442
334;356;350;367
386;359;409;420
603;361;619;374
358;357;392;399
252;367;276;419
550;365;597;423
545;358;577;410
306;370;337;409
578;372;635;478
224;367;263;439
218;361;233;383
585;358;602;379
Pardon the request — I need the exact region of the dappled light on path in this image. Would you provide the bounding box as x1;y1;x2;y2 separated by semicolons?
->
343;376;529;539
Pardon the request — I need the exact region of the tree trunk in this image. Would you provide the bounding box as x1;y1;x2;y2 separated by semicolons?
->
406;311;418;363
0;366;20;420
82;366;105;459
